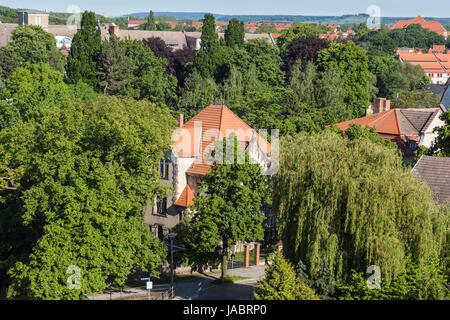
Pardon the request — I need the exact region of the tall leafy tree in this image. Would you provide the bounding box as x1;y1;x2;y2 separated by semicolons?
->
282;36;330;81
146;10;157;31
289;61;318;107
121;39;177;106
98;35;133;95
66;11;102;89
224;18;245;48
314;64;351;123
0;25;65;79
191;13;230;82
273;131;448;285
276;23;330;54
0;91;175;299
177;70;220;119
243;39;284;87
180;135;270;278
317;41;374;117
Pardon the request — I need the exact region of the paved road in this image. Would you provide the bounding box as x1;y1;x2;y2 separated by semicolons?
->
88;264;267;300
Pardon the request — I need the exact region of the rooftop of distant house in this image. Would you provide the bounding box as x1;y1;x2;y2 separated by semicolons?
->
391;15;448;38
412;155;450;204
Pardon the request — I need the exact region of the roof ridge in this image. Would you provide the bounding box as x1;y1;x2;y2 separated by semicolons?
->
370;109;394;129
218;105;224;134
398;109;419;133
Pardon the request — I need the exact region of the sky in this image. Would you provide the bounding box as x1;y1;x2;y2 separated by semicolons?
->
2;0;450;18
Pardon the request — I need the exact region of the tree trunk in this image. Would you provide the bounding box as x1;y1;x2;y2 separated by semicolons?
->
221;239;228;278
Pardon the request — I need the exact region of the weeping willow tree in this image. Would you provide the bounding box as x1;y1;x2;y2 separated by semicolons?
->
273;130;448;285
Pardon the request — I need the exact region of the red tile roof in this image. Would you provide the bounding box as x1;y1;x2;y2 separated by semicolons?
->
174;105;271;176
336;108;443;156
174;185;195;207
391;16;448;37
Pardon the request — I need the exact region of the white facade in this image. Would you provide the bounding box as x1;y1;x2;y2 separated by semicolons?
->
420;110;446;148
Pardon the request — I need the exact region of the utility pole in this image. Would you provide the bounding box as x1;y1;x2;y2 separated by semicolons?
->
168;233;177;299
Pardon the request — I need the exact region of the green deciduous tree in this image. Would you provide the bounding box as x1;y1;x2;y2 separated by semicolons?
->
0;63;70;126
177;70;220;119
0;94;175;299
66;11;102;89
254;251;319;300
273;131;448;286
180;135;270;278
225;18;245;48
0;25;65;79
317;41;374;118
391;90;441;109
336;255;448;300
276;23;330;54
121;39;177;106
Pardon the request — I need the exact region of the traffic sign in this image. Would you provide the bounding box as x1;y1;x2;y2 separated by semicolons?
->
140;277;150;281
146;281;153;290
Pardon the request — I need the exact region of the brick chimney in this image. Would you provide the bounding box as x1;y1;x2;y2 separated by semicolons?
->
372;98;391;114
108;23;119;36
178;114;184;128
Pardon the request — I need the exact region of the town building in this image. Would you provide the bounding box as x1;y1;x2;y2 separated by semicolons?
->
336;98;447;164
127;20;146;29
144;105;273;241
17;10;49;30
391;15;448;39
396;45;450;85
412;155;450;204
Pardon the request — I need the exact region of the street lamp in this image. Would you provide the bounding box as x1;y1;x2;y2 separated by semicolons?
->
168;232;177;299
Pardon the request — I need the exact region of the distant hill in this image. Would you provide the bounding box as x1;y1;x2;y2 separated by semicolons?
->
125;12;450;28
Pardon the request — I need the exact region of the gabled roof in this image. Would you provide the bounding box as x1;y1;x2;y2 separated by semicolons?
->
336;108;442;137
391;15;447;35
412;155;450;204
174;105;271;176
174;185;195;207
336;108;443;156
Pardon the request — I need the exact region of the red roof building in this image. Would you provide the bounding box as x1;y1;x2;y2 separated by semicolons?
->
336;98;446;164
396;45;450;85
172;105;272;206
391;15;448;39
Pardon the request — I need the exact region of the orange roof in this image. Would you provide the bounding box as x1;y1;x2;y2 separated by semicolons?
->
336;109;401;135
174;185;195;207
128;20;146;25
175;105;271;176
270;33;282;39
391;15;447;36
336;108;443;156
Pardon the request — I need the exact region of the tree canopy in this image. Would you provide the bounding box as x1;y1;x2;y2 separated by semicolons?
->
66;11;102;89
178;135;270;278
273;130;448;286
0;64;175;299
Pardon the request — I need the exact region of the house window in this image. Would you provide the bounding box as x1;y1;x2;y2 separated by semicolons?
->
157;225;164;240
408;140;417;150
159;159;170;180
156;197;168;215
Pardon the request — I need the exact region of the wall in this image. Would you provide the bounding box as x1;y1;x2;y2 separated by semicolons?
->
421;111;445;148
